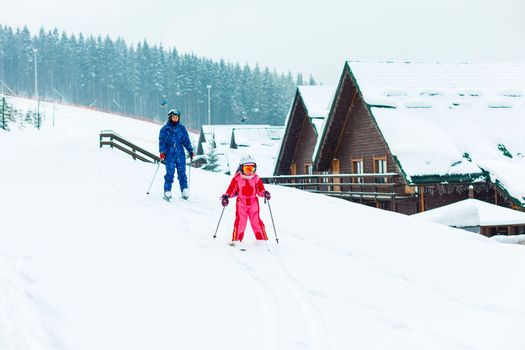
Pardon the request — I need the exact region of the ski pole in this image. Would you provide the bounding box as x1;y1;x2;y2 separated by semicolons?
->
265;198;279;244
188;158;192;190
213;206;226;239
146;161;161;195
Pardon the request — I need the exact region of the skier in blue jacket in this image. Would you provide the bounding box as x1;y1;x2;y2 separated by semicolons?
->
159;109;194;200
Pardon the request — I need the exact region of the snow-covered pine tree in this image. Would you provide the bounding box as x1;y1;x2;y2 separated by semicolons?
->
202;137;220;172
23;110;33;127
0;97;15;131
308;74;316;85
33;109;42;129
296;72;304;86
203;147;220;172
0;24;303;128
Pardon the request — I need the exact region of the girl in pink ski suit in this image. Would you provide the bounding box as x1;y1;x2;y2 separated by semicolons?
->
221;155;271;242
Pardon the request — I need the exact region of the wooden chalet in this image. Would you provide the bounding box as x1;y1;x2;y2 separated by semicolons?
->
267;61;525;215
194;124;271;167
227;126;285;177
274;86;336;176
194;124;285;176
230;126;285;149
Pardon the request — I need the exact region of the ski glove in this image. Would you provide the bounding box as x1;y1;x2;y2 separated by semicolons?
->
221;194;229;207
159;153;166;161
189;151;195;160
264;190;271;200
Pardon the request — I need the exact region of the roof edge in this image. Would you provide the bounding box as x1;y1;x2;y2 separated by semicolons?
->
273;88;301;175
313;62;349;168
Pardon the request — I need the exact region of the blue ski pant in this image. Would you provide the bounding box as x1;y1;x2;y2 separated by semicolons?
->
164;155;187;192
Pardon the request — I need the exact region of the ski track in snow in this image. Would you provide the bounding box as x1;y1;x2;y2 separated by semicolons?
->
285;230;525;318
224;246;281;350
271;248;330;350
222;242;329;350
0;255;66;350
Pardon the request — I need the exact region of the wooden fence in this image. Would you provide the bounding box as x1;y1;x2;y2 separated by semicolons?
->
99;130;160;163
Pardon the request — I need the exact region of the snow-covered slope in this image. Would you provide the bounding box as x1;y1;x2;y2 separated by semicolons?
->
1;97;525;350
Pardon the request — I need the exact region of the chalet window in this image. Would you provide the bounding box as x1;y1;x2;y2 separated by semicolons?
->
304;163;313;184
352;159;364;183
304;163;313;175
290;162;297;176
374;156;387;183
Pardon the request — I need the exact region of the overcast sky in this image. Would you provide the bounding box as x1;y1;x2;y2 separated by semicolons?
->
1;0;524;84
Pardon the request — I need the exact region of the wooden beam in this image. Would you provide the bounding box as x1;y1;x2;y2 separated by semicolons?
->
290;110;308;172
419;186;425;212
333;89;358;160
332;159;340;192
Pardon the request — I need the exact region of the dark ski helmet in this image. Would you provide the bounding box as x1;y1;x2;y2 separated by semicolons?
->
168;109;181;118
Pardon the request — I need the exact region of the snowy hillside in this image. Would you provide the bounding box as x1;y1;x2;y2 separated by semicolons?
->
1;97;525;350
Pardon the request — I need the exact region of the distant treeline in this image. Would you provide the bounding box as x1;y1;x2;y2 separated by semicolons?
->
0;25;316;129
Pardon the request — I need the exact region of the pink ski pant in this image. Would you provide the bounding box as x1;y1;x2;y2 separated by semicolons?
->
232;198;268;241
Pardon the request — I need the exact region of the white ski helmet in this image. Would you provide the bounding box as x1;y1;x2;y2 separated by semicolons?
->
239;154;256;165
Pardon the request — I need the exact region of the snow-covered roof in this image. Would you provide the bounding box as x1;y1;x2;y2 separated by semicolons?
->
228;126;285;176
413;199;525;227
347;61;525;205
298;85;335;120
225;148;279;177
231;126;285;147
198;124;284;176
201;124;271;146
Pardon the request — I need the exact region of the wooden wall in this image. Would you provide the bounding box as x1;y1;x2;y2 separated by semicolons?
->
293;117;317;175
274;94;304;175
335;92;397;176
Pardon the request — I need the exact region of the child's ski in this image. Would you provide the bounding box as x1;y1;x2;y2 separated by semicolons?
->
228;242;247;251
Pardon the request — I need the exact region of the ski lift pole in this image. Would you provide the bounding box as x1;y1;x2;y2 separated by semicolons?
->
213;206;226;239
265;197;279;244
146;161;162;195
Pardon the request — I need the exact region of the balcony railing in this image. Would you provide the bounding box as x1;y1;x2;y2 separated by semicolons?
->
261;173;415;202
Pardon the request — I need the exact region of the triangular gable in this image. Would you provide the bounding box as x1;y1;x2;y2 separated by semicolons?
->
274;86;336;175
320;61;525;206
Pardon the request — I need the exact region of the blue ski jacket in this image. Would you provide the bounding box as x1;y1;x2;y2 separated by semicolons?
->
159;120;193;161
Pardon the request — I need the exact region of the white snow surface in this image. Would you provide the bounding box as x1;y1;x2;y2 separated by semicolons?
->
412;201;480;228
348;61;525;205
2;96;525;350
491;234;525;245
412;198;525;227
